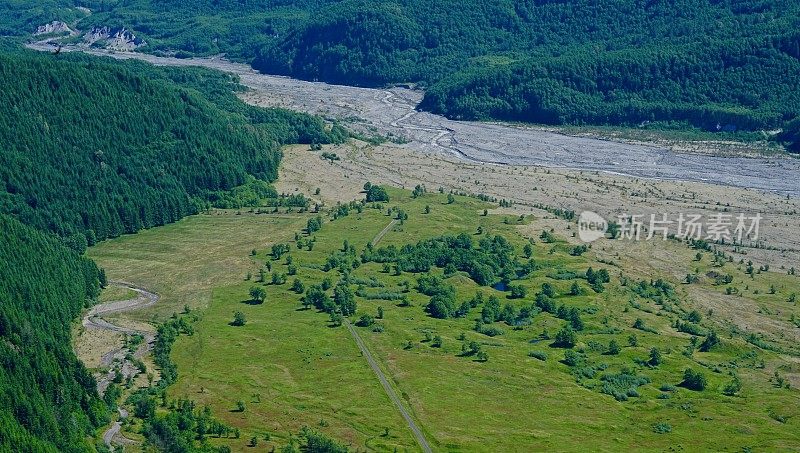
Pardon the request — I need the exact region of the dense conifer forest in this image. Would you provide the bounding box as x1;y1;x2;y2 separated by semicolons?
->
0;214;106;451
7;0;798;134
258;0;800;131
4;0;800;131
0;51;342;248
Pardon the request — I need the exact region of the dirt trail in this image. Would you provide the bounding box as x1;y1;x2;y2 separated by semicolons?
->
371;218;398;246
344;319;433;453
83;281;159;333
340;219;433;452
83;281;159;448
102;408;134;449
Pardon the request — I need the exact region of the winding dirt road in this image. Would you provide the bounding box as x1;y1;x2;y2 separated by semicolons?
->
102;407;132;448
83;281;159;332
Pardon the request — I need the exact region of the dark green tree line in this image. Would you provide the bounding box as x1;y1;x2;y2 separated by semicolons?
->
0;50;342;247
0;214;106;451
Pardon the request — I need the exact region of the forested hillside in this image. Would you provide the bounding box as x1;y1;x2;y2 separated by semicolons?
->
778;117;800;153
0;0;87;36
0;51;342;249
0;214;106;452
7;0;799;134
257;0;800;131
419;38;800;130
0;49;343;450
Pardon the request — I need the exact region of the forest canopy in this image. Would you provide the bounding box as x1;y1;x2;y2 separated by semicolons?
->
7;0;799;133
0;214;106;452
0;51;343;248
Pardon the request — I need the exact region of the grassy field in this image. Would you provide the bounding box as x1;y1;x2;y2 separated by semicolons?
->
90;187;800;451
89;211;307;320
98;285;138;303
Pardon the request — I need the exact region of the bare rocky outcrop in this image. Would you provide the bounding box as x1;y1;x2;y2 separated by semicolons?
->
83;26;147;51
34;21;74;36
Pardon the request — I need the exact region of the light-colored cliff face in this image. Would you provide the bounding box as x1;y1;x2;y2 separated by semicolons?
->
33;13;146;53
83;27;147;51
34;21;75;36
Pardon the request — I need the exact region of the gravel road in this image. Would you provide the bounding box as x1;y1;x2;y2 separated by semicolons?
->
344;218;433;452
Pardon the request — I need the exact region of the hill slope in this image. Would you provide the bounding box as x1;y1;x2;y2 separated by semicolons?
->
0;49;342;450
258;0;800;131
10;0;800;133
0;214;105;452
0;51;341;248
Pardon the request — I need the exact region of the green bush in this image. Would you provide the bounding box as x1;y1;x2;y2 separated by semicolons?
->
681;368;708;391
529;351;548;361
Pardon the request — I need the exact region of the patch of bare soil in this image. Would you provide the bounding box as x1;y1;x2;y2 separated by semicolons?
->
73;326;123;370
279;142;800;268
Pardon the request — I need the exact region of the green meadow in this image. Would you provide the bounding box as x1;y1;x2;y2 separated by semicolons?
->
89;212;307;320
92;187;800;451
